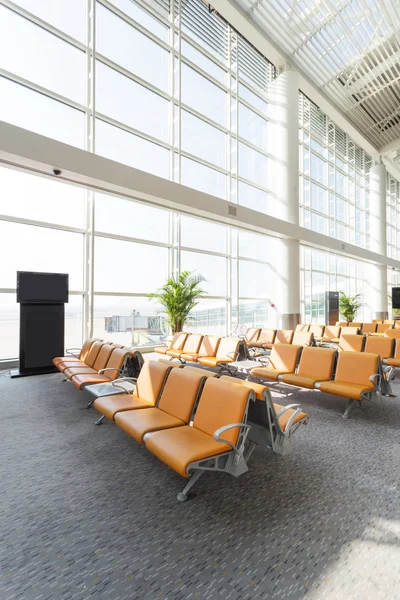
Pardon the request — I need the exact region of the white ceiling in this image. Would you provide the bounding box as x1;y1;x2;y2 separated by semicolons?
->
232;0;400;154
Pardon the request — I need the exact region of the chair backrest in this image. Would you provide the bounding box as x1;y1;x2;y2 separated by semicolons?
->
364;336;393;359
79;338;101;361
296;324;309;332
338;335;364;352
336;321;347;326
84;341;105;367
183;366;219;378
103;348;128;380
335;351;379;386
340;326;359;336
181;334;202;354
324;325;341;340
193;378;252;446
275;330;294;344
377;323;393;334
136;360;171;405
351;323;362;328
220;375;266;400
384;320;395;324
297;346;336;379
216;337;241;358
309;325;324;338
245;328;260;343
292;331;313;346
269;344;301;372
361;323;377;334
372;319;383;324
384;328;400;340
170;332;188;351
394;339;400;359
258;329;276;344
158;367;205;422
93;343;116;371
197;335;221;357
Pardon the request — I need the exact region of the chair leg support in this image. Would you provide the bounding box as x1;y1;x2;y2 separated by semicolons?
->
342;399;355;419
177;470;204;502
86;399;95;409
62;377;67;382
94;415;105;426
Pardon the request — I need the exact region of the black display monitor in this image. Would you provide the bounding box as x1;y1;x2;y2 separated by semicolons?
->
17;271;69;304
392;287;400;309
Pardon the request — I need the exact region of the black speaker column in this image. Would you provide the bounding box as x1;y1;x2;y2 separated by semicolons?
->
325;291;339;326
11;271;69;378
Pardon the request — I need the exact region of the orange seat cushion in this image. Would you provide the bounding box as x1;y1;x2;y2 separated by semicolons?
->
145;426;231;478
318;380;374;400
115;408;185;444
56;360;88;372
154;347;168;355
280;374;320;389
250;367;288;381
273;402;309;431
94;394;153;421
180;353;203;362
71;373;112;389
64;366;97;379
166;349;183;359
385;358;400;367
53;355;80;367
197;356;233;367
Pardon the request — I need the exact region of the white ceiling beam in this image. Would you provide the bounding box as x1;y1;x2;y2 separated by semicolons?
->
380;137;400;155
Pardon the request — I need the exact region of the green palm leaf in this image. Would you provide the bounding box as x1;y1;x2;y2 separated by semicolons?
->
339;292;363;324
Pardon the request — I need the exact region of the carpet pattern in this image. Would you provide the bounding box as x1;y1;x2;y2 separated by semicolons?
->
1;370;400;600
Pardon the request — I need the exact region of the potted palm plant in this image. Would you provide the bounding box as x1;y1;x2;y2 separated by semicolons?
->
148;270;207;334
339;292;363;324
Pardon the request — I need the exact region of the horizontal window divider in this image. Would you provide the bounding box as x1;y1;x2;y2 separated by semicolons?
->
95;112;171;150
0;213;86;234
178;29;229;71
97;0;171;52
238;256;271;265
0;0;88;52
238;296;270;301
178;102;228;134
0;70;87;113
180;246;228;258
94;230;170;248
178;54;229;93
93;291;158;297
237;176;272;196
95;53;172;102
236;96;268;122
236;136;269;158
178;149;227;175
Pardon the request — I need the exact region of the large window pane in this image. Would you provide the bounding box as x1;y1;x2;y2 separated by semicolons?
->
96;62;169;143
0;167;85;228
239;261;269;297
181;63;226;126
11;0;86;43
0;7;86;104
238;231;269;259
238;299;269;327
95;120;170;179
0;294;19;360
107;0;169;41
65;297;83;350
95;194;169;243
181;41;226;84
93;295;166;347
239;142;268;188
180;216;227;253
96;4;169;92
239;103;268;151
181;110;226;169
0;78;85;148
94;237;169;293
238;181;269;213
0;222;84;290
185;299;227;336
181;251;226;296
181;157;226;199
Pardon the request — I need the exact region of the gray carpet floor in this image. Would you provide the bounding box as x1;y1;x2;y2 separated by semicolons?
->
1;369;400;600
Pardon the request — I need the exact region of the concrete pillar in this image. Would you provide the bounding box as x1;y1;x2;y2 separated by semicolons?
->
368;163;388;319
267;69;300;327
369;164;387;255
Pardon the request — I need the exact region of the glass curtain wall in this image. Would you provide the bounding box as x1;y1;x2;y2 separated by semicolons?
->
299;93;374;250
300;245;368;324
0;0;276;212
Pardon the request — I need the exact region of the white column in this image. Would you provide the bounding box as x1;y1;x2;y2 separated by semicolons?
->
267;69;300;327
368;163;388;319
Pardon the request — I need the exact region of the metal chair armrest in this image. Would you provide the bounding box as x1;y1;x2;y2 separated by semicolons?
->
98;367;124;376
275;404;304;436
65;348;81;358
213;423;251;455
111;377;137;392
369;373;382;386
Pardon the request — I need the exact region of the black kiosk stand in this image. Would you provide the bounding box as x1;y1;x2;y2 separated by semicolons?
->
11;271;69;378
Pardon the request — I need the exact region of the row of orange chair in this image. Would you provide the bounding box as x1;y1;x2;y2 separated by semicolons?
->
298;321;400;339
155;332;245;367
249;344;389;419
53;339;140;389
246;328;315;352
90;360;308;500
